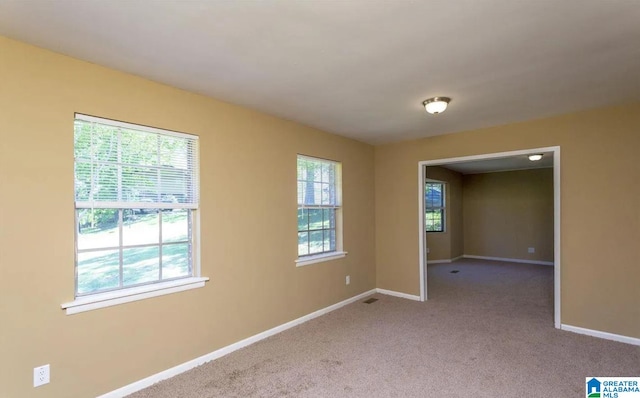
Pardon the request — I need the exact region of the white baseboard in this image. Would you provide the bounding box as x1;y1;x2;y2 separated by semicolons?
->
427;255;463;264
463;254;553;266
376;288;421;301
97;288;377;398
561;324;640;346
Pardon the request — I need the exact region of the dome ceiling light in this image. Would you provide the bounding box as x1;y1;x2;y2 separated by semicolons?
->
422;97;451;115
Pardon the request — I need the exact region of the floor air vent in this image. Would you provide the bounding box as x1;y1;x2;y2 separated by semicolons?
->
363;298;378;304
450;270;460;273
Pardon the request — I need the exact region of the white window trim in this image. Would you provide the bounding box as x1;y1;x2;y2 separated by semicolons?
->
296;154;344;260
61;277;209;315
425;179;446;233
69;114;206;310
296;251;348;267
76;113;196;140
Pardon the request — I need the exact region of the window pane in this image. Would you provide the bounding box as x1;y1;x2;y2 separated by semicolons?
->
329;229;336;251
310;161;321;182
323;229;333;252
122;246;160;286
321;183;331;205
298;232;309;256
91;127;119;163
92;165;119;202
297;181;305;205
426;209;443;232
77;209;119;250
322;208;330;229
308;209;323;230
122;166;158;202
309;230;324;254
160;136;189;168
162;243;190;279
426;183;443;208
297;208;308;232
321;163;330;183
304;181;316;205
123;210;159;246
74;162;119;202
73;122;93;161
159;168;187;203
297;159;306;181
163;209;189;243
327;164;335;185
313;182;322;205
77;249;120;294
329;183;336;205
74;162;92;202
120;129;158;166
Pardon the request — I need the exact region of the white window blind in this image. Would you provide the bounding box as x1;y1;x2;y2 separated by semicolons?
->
74;114;199;209
297;155;341;209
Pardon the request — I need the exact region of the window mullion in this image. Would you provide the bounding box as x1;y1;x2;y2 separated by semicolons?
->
307;208;311;255
118;209;123;288
157;136;161;203
159;211;163;281
89;124;96;207
117;129;122;202
188;209;193;275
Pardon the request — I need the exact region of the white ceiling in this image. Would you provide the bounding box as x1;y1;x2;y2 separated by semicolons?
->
441;152;553;175
1;1;639;144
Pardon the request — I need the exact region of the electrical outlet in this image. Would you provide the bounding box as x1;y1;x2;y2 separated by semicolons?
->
426;247;430;254
528;247;535;253
33;364;50;387
346;275;350;285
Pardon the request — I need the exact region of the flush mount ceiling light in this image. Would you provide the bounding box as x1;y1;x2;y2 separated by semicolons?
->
528;154;543;161
422;97;451;115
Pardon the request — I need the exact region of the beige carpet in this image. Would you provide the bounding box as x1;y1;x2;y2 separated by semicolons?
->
128;259;639;397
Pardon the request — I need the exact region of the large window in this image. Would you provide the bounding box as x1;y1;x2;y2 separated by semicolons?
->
425;181;445;232
297;155;342;261
73;114;199;297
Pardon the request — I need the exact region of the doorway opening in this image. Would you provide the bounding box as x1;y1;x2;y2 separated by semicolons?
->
418;147;561;328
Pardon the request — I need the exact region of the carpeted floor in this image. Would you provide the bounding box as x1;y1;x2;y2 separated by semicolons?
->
128;259;640;397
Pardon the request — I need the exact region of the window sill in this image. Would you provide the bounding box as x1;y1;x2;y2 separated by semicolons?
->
296;251;347;267
61;277;209;315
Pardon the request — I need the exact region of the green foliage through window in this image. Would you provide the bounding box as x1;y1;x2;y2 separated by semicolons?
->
297;156;341;257
425;182;445;232
74;114;199;296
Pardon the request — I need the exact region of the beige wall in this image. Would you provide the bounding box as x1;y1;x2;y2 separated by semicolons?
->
375;102;640;339
463;169;554;262
425;166;463;261
0;37;376;398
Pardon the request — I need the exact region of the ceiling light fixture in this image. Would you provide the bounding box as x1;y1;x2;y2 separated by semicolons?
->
528;154;543;161
422;97;451;115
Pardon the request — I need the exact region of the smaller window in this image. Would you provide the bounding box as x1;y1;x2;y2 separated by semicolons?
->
425;181;445;232
296;155;342;259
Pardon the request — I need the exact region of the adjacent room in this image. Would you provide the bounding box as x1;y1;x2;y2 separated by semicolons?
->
423;153;556;328
1;1;639;397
